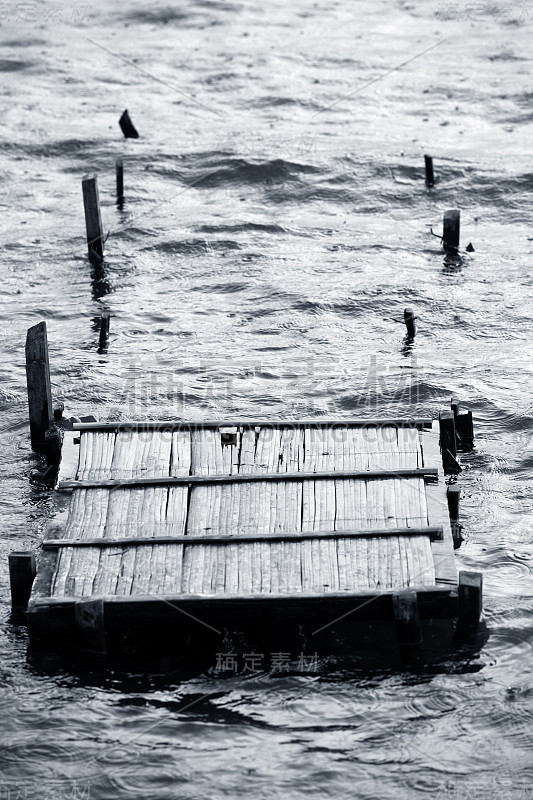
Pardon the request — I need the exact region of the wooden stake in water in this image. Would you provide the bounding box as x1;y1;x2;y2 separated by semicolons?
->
404;308;416;338
119;109;139;139
443;209;460;251
26;321;53;449
424;154;434;185
457;571;482;634
9;552;36;611
116;158;124;201
82;174;104;260
99;312;110;350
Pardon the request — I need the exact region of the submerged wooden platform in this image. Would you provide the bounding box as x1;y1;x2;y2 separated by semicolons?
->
21;413;483;661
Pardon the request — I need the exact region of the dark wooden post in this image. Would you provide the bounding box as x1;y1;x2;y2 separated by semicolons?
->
82;174;104;260
99;312;110;350
119;109;139;139
9;552;36;611
116;158;124;201
392;589;423;665
26;322;53;449
457;571;482;634
75;598;106;655
443;209;460;251
424;155;434;185
451;397;475;450
439;410;461;474
447;484;462;548
404;308;416;338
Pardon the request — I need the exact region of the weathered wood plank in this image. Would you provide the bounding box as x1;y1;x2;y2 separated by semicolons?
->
59;467;438;490
73;417;434;432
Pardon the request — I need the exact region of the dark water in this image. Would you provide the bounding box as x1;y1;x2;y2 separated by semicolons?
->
2;0;533;797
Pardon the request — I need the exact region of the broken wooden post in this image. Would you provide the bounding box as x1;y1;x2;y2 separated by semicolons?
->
443;209;460;251
439;410;461;474
9;552;36;611
424;154;434;185
119;109;139;139
404;308;416;338
392;589;423;665
75;598;106;655
82;174;104;261
457;571;482;635
53;401;64;422
26;322;53;449
451;397;475;450
447;484;462;548
99;312;110;350
116;158;124;201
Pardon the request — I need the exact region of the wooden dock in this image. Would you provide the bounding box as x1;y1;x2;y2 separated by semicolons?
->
21;414;482;662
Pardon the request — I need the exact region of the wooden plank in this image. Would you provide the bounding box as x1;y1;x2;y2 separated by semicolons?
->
58;467;438;490
29;584;455;608
73;417;433;432
42;526;442;549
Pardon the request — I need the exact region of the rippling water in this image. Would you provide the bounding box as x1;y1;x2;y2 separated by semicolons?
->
2;0;533;797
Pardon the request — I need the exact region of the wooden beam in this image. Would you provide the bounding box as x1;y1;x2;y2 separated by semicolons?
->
9;552;36;610
82;174;104;260
42;525;444;550
25;321;53;448
72;417;434;432
29;584;454;612
58;467;439;491
457;571;482;634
